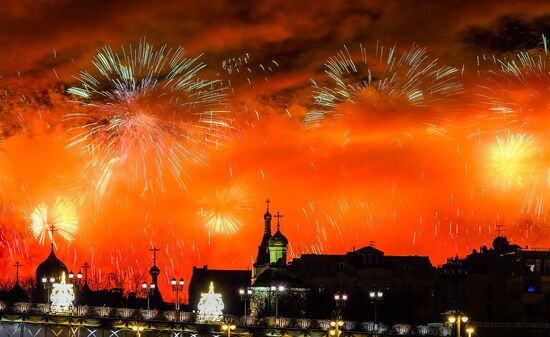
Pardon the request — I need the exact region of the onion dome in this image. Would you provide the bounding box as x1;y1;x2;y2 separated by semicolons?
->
264;200;272;220
149;264;160;277
268;225;288;247
35;244;68;283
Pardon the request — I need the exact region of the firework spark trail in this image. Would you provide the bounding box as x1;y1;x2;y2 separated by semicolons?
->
475;36;550;227
198;183;252;235
304;42;464;127
29;198;78;245
219;52;281;139
486;132;537;191
66;40;230;201
476;41;550;124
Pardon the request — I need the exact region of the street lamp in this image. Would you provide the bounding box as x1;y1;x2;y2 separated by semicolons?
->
270;285;285;326
68;270;83;290
334;293;348;318
465;326;474;337
329;319;344;337
141;281;156;317
131;325;144;337
448;313;469;337
170;277;184;311
239;287;253;324
41;276;56;307
369;290;383;326
221;323;236;337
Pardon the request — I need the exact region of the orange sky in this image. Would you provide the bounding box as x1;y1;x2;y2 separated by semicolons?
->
1;0;550;301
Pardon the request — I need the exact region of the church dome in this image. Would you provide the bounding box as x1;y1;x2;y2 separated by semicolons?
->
150;264;161;277
35;245;68;283
264;210;272;220
268;227;288;247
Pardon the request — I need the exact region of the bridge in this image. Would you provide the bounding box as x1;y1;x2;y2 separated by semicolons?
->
0;303;548;337
0;302;448;337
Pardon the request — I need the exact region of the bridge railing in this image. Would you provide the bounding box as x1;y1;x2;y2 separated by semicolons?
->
0;301;453;336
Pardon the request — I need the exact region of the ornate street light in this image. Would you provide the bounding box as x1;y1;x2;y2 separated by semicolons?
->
221;323;236;337
41;276;56;306
329;319;344;336
448;313;469;337
369;290;383;325
465;326;474;337
68;270;83;290
131;325;144;337
142;281;156;317
239;287;253;324
270;285;285;326
334;293;348;318
171;277;184;311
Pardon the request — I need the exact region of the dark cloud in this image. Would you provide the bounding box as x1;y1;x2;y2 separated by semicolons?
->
461;15;550;53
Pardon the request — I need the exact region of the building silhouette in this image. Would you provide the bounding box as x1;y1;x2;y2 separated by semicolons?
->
8;242;168;310
189;200;435;323
436;235;550;322
2;202;550;326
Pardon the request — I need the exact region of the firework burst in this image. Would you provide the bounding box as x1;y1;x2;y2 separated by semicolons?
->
476;37;550;125
29;198;78;245
66;40;230;199
198;183;252;235
304;42;464;127
486;133;538;190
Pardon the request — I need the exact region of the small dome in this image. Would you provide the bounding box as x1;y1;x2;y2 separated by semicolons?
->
268;228;288;246
264;210;272;220
35;245;68;283
150;264;160;276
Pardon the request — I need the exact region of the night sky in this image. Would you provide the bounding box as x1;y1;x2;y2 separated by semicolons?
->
1;0;550;300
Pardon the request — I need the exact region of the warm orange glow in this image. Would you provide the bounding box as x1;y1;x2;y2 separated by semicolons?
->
0;1;548;303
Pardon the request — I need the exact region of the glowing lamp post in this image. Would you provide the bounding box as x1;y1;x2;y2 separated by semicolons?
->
334;293;348;318
465;326;474;337
270;285;285;326
68;270;83;290
171;277;184;311
329;319;344;337
239;288;252;324
41;276;56;306
142;281;156;317
369;290;383;325
448;314;469;337
222;323;236;337
131;325;144;337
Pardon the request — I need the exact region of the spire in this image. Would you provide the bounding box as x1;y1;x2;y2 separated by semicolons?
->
147;247;164;307
49;224;58;246
150;247;160;266
274;212;283;230
149;247;161;285
13;261;21;284
263;199;272;235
